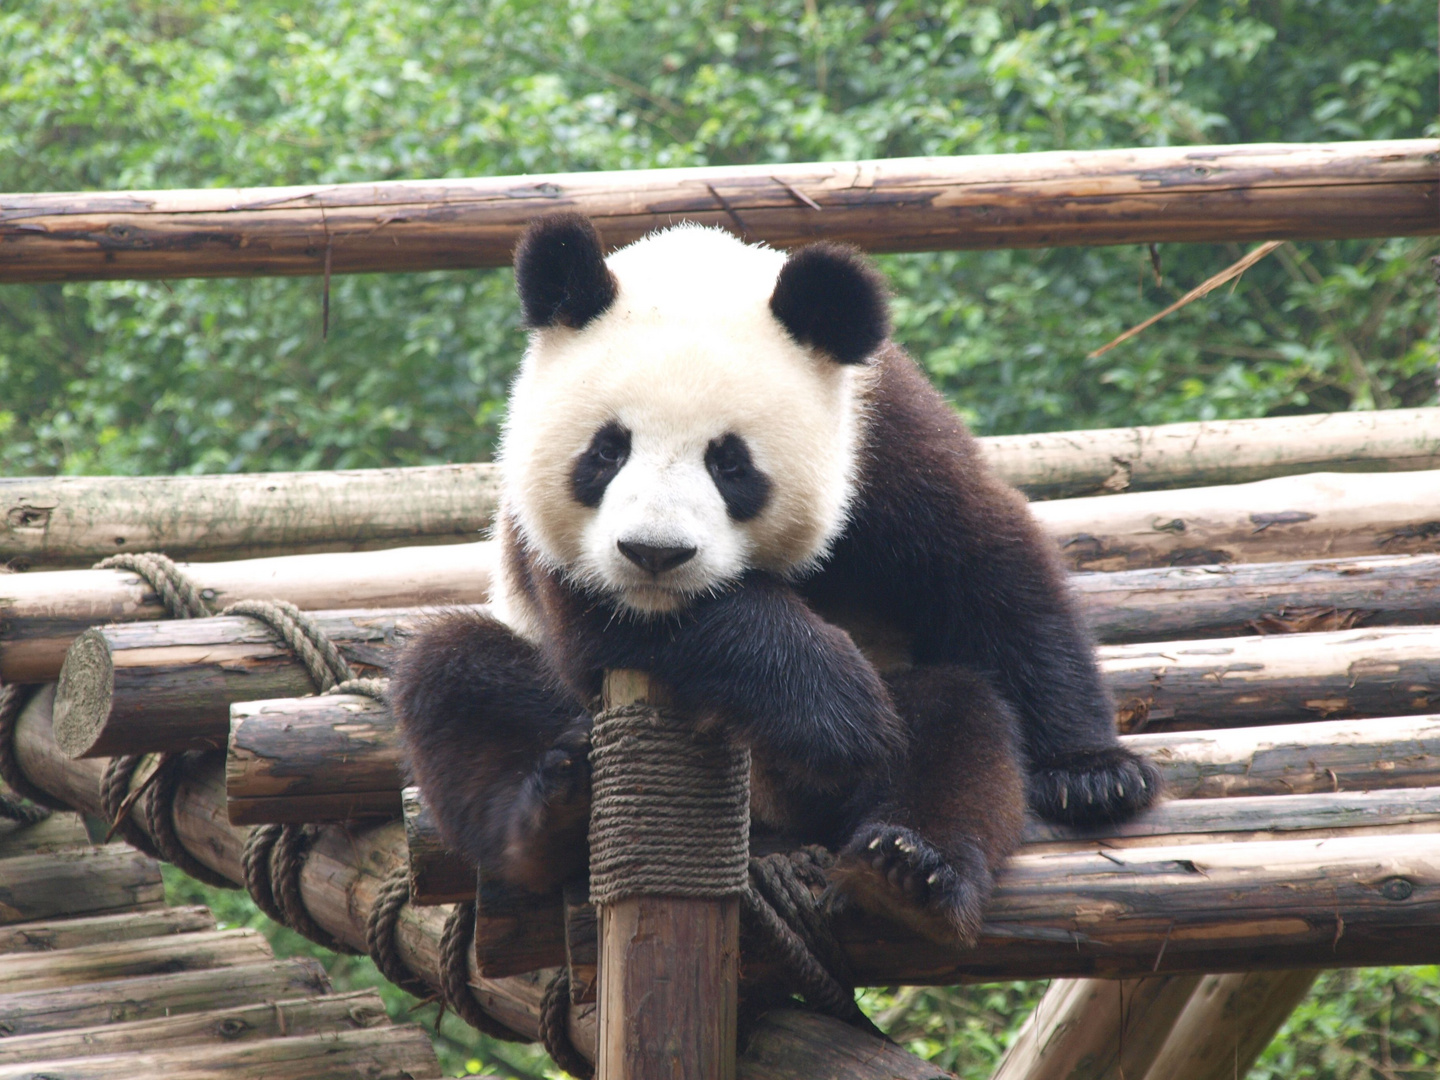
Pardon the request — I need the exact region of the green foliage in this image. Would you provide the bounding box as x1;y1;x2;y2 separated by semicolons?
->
10;1;1440;1074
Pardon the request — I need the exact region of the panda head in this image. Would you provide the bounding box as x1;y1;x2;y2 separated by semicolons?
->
499;213;889;616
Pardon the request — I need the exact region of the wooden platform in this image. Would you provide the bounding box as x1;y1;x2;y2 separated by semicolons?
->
0;809;441;1080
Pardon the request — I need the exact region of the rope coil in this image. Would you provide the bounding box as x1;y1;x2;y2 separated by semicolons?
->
587;702;751;905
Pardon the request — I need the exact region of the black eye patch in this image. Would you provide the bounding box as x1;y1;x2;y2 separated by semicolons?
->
705;433;772;522
571;422;631;507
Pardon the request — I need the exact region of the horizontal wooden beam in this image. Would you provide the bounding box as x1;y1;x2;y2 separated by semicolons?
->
0;928;274;994
0;845;164;925
0;907;215;954
6;409;1440;571
2;140;1435;284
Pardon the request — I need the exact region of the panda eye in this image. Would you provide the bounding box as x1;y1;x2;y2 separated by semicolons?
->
572;422;632;508
595;440;625;465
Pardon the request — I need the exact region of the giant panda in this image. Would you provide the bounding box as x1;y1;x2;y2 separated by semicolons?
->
391;213;1160;943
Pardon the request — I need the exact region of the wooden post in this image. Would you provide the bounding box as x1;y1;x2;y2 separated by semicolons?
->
595;670;740;1080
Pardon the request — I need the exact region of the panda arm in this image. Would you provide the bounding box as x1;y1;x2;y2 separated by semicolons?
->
562;572;906;783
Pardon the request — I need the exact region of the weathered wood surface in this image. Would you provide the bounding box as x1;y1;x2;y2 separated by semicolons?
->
3;140;1436;284
1037;469;1440;572
1077;553;1440;644
1103;625;1440;733
0;959;332;1037
58;611;1440;760
0;809;89;857
735;1010;957;1080
0;1025;443;1080
991;975;1203;1080
227;694;400;824
10;685;945;1078
0;906;215;954
0;469;499;570
595;669;740;1080
0;991;389;1065
988;407;1440;500
51;606;436;758
0;928;274;993
404;713;1440;904
1140;969;1319;1080
0;845;164;925
0;542;493;681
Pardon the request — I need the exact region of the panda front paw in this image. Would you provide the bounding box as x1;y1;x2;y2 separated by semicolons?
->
1029;746;1161;827
834;824;991;945
532;717;594;809
501;717;594;891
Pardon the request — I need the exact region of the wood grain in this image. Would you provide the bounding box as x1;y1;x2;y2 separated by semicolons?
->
0;906;214;954
0;845;163;925
2;140;1435;284
0;928;274;993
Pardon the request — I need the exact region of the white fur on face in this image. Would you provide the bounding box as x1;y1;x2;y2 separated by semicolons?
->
499;224;874;616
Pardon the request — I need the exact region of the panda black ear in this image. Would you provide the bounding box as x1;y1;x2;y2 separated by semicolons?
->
768;242;890;364
514;213;618;330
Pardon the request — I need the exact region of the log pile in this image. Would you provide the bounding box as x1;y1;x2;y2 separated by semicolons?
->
5;403;1440;1079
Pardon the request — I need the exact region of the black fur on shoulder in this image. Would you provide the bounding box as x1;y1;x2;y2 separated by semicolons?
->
769;242;890;364
389;609;592;893
514;213;618;330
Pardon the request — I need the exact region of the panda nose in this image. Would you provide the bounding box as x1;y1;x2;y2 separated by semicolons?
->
617;541;697;574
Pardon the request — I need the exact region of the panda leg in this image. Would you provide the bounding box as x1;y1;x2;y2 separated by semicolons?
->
834;666;1027;945
389;610;592;894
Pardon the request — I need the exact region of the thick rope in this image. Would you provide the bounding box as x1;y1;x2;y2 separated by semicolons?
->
145;751;237;889
366;868;433;999
242;823;287;926
327;677;389;701
540;968;594;1080
270;823;361;955
220;599;354;691
438;899;534;1043
95;553;213;619
100;754;163;858
587;702;750;905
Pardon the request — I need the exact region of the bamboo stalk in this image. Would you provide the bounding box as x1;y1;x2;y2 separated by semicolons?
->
0;959;333;1037
0;1026;443;1080
2;140;1435;284
0;906;215;954
0;928;275;993
0;542;493;682
0;991;390;1065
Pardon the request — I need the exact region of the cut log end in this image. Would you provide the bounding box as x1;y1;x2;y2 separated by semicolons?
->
52;629;113;760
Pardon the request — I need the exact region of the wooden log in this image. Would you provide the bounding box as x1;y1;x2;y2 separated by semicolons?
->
3;140;1436;284
990;975;1204;1080
52;606;438;758
595;669;740;1080
1103;625;1440;733
0;906;215;954
0;469;498;570
0;1025;442;1080
0;542;493;682
1076;553;1440;645
987;407;1440;500
0;845;163;925
0;991;390;1066
0;928;275;993
402;785;474;906
226;694;401;825
1140;970;1319;1080
736;1009;965;1080
61;608;1440;760
0;959;332;1037
0;809;89;857
1038;469;1440;573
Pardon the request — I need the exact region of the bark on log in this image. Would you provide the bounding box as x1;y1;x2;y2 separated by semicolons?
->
1140;970;1319;1080
0;959;332;1037
0;1026;442;1080
0;928;275;993
10;685;948;1078
227;694;401;825
0;991;389;1066
987;407;1440;500
990;975;1203;1080
1;469;499;570
402;786;474;907
0;906;215;954
0;542;493;682
735;1010;958;1080
60;615;1440;761
0;810;89;857
1103;625;1440;733
3;140;1436;284
0;845;163;925
1038;469;1440;573
52;606;438;758
1076;553;1440;644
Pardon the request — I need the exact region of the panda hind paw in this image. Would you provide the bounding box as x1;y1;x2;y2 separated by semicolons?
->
1030;746;1161;827
835;824;990;945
